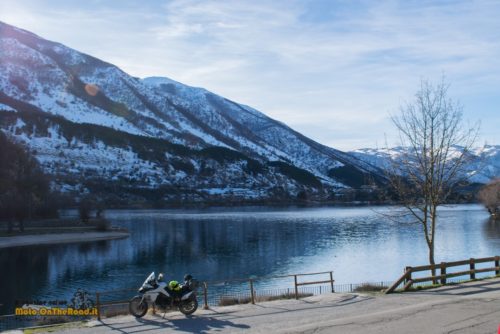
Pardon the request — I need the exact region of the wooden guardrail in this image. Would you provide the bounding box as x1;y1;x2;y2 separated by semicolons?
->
203;270;334;307
385;256;500;294
293;271;335;299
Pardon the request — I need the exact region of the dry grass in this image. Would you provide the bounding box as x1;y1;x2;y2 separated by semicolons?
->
218;292;313;306
33;316;83;326
24;321;85;334
353;283;388;293
99;303;130;318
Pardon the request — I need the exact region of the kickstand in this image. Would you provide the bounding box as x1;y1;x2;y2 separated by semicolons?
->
162;311;167;319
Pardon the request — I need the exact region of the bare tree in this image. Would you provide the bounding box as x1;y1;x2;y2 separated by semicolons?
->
0;132;52;232
478;179;500;219
388;78;479;276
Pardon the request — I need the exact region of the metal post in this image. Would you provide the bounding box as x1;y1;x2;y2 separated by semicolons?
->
294;275;298;300
495;256;499;276
249;280;255;304
440;262;447;285
203;282;209;310
96;292;101;321
329;271;334;293
470;258;475;280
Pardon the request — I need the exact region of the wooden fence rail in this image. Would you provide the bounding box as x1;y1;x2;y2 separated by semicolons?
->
385;255;500;294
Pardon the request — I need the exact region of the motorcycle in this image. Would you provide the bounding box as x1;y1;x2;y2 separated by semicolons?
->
129;272;198;318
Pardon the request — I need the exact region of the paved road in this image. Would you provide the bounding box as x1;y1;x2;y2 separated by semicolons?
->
20;278;500;334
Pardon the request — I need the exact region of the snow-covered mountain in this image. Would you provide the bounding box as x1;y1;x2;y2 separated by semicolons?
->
350;145;500;184
0;21;385;203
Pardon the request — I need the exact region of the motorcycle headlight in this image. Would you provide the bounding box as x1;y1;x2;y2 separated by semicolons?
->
139;287;145;293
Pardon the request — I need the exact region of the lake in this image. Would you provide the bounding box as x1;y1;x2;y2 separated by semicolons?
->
0;204;497;314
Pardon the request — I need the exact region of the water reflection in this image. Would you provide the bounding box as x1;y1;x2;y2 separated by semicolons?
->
0;204;496;314
483;217;500;240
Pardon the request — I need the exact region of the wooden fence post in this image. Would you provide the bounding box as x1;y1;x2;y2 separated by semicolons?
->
294;275;298;300
203;282;209;310
249;279;255;304
385;267;412;294
470;258;475;280
404;267;411;285
440;262;447;285
95;292;101;321
403;267;413;291
495;256;499;276
329;271;334;293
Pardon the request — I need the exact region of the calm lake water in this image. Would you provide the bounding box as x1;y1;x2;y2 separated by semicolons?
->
0;204;498;314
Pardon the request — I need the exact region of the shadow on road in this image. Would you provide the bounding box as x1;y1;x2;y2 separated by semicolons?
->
411;280;500;296
203;295;372;322
99;315;250;334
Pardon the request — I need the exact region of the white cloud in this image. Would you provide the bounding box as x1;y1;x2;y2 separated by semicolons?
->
1;0;499;150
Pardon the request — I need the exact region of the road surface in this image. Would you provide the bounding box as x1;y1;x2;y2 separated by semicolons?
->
9;278;500;334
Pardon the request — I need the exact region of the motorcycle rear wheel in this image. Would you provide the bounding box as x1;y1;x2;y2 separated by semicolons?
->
179;298;198;315
129;296;148;318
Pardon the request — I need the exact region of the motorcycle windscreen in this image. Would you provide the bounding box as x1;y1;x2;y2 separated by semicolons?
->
142;272;155;287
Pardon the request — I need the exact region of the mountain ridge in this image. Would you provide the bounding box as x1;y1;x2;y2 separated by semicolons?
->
0;21;387;203
350;145;500;184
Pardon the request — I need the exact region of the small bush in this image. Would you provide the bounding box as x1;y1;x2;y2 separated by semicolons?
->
78;199;92;223
94;218;111;231
218;296;251;306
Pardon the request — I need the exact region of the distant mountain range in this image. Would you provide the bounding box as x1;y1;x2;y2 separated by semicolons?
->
350;145;500;184
0;21;387;204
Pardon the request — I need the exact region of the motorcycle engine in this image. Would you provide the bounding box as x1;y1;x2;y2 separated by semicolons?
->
156;294;171;308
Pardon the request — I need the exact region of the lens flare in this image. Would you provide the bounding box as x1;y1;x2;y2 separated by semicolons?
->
84;84;99;96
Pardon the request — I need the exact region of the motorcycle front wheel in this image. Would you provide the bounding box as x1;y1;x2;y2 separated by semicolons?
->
179;298;198;315
129;295;148;318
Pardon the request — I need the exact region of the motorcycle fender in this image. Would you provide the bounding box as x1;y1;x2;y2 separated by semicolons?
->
181;291;193;301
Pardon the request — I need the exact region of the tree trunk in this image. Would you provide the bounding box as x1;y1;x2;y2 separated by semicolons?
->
19;217;24;232
430;205;437;284
7;219;13;233
428;243;436;284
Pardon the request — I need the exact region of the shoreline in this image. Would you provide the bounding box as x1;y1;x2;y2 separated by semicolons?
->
0;231;130;249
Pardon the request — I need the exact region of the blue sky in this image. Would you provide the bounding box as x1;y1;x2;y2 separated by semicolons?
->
1;0;499;150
